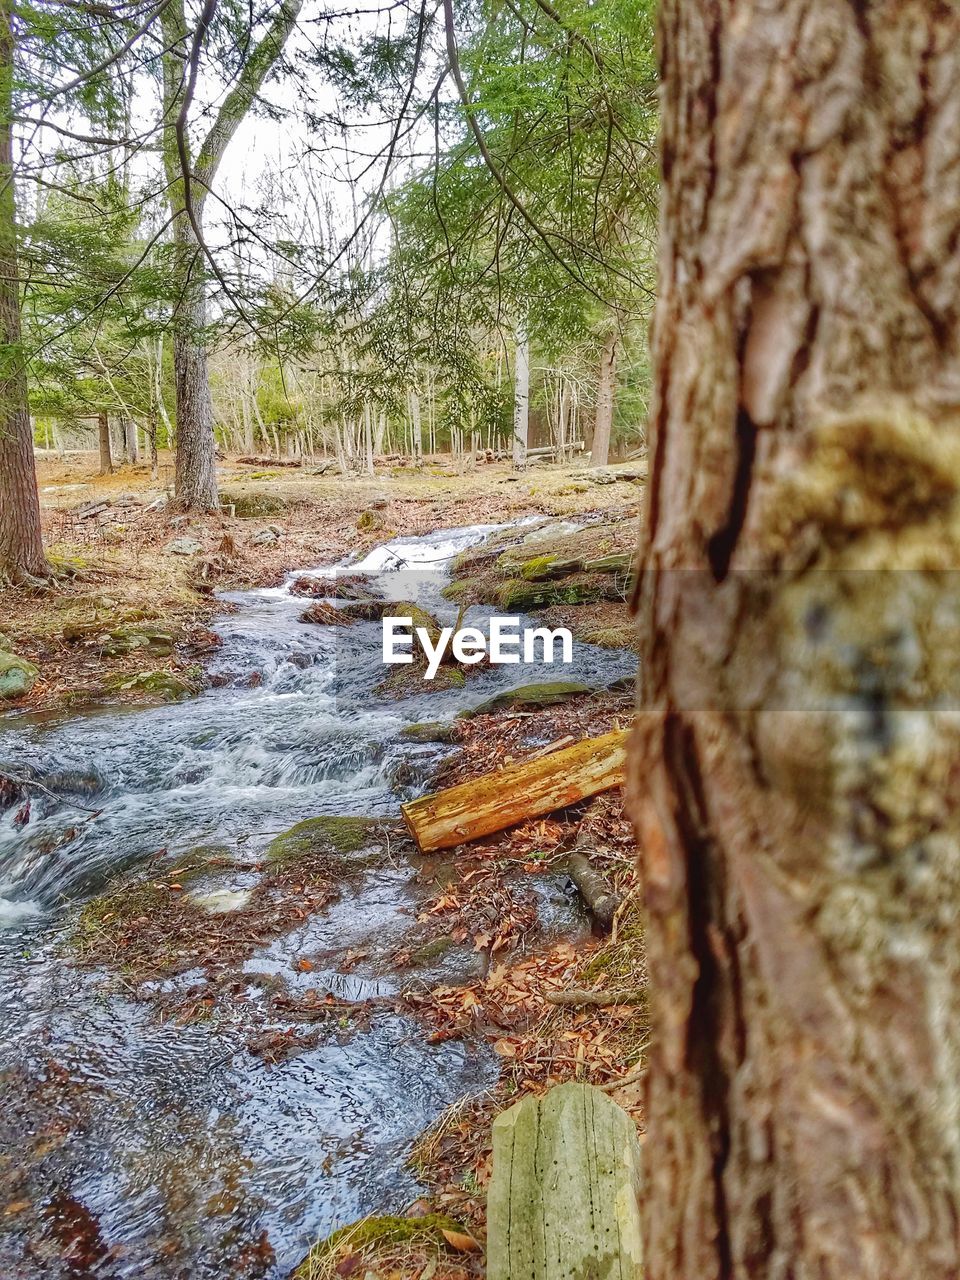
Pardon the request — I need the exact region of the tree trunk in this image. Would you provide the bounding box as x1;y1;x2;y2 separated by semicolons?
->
97;410;112;475
409;388;423;464
591;328;618;467
170;219;218;510
512;321;529;470
160;0;302;513
633;4;960;1278
124;416;139;464
0;0;45;581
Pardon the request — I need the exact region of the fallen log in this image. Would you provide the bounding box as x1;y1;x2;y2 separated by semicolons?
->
487;1082;643;1280
545;986;646;1007
566;851;621;928
400;728;627;852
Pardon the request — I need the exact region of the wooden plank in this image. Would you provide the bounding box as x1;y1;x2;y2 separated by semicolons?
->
400;729;628;852
487;1082;643;1280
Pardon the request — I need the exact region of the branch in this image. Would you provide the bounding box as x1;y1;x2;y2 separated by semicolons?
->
193;0;304;194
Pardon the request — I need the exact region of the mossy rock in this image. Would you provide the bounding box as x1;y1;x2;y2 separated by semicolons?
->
0;652;39;700
221;491;288;518
400;721;457;744
265;815;383;864
497;575;618;611
410;933;458;963
583;552;634;574
579;624;638;651
0;632;13;652
356;509;383;531
293;1213;473;1279
517;554;585;581
375;663;465;700
440;576;491;606
104;669;198;701
386;601;443;644
459;680;595;718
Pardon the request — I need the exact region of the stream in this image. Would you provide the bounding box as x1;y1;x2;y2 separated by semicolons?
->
0;521;635;1279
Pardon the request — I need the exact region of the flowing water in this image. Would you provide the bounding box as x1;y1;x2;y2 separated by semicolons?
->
0;522;635;1279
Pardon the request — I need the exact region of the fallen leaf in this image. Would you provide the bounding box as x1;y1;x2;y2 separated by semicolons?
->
441;1227;480;1252
297;958;314;973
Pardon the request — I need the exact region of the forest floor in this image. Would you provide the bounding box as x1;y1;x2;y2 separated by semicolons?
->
1;450;646;1279
1;451;643;714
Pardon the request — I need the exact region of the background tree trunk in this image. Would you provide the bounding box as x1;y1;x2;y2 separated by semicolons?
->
633;3;960;1278
170;218;218;510
97;410;112;475
512;321;529;470
0;0;45;581
160;0;302;512
591;328;618;467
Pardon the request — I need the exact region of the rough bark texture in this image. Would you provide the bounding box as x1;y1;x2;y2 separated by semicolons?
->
97;410;113;475
0;0;45;581
632;3;960;1277
591;327;619;467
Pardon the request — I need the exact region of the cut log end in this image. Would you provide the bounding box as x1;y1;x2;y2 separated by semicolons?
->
487;1082;643;1279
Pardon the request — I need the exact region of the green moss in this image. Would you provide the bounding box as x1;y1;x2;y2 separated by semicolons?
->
410;934;457;963
104;669;198;701
581;902;645;984
375;663;465;700
440;576;488;605
0;652;38;699
519;554;557;580
293;1213;471;1279
497;574;615;611
265;816;379;864
356;509;383;531
221;491;288;517
458;680;594;718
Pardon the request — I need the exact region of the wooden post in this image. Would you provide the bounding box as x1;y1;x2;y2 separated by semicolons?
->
487;1082;643;1280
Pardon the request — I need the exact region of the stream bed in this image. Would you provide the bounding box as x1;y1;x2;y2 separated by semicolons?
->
0;522;635;1279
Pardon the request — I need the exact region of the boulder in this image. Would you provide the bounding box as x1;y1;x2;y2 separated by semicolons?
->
0;653;39;700
165;537;203;556
400;721;458;744
250;528;280;546
459;680;595;718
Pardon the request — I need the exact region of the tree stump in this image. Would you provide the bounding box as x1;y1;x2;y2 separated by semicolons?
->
487;1082;643;1279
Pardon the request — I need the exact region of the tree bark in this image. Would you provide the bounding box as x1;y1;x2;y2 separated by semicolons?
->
591;327;618;467
633;4;960;1278
170;217;218;510
0;0;45;581
160;0;302;512
97;410;112;475
512;321;529;469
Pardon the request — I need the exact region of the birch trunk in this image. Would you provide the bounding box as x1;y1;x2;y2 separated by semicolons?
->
0;0;45;581
512;322;529;470
633;4;960;1278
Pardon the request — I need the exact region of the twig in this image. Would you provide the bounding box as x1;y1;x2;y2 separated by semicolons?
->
0;769;103;818
545;986;646;1008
